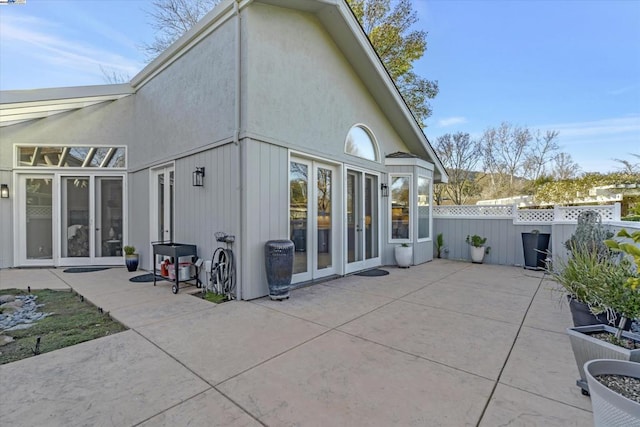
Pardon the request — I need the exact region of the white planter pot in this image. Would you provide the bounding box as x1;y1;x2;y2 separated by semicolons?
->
584;359;640;426
395;246;412;268
469;246;485;263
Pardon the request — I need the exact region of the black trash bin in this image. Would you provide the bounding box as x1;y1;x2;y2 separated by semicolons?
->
521;231;551;270
265;240;294;300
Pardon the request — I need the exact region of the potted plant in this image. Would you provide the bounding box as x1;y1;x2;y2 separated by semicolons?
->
465;235;489;264
123;245;139;272
566;228;640;395
551;213;617;328
584;359;640;425
521;229;550;270
435;233;445;259
394;243;412;268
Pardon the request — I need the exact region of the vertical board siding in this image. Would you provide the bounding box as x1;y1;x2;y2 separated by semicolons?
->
128;170;151;268
170;143;240;282
434;218;552;266
0;170;13;268
242;139;288;300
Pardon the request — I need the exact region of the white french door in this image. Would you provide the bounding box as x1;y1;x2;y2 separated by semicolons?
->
345;168;380;273
59;175;125;266
290;157;339;283
16;174;125;267
150;164;175;269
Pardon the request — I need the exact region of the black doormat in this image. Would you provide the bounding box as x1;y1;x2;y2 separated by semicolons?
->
63;267;110;273
355;269;389;277
129;273;167;283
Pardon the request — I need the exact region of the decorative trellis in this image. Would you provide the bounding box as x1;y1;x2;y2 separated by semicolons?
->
433;203;621;224
432;205;514;217
26;205;52;219
515;209;555;223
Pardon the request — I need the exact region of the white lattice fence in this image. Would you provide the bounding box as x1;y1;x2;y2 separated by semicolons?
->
433;205;514;217
555;205;620;222
515;209;554;223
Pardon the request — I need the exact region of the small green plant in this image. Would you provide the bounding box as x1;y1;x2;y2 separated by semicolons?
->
435;233;444;258
123;245;136;255
401;243;410;248
465;235;487;248
203;291;229;304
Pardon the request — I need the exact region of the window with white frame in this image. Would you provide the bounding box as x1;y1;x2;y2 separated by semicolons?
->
390;174;411;240
16;146;126;168
344;125;379;162
417;176;430;240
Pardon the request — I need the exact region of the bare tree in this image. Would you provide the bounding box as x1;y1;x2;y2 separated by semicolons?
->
551;152;581;180
142;0;221;60
523;130;559;181
100;65;130;84
433;132;482;205
613;153;640;174
482;122;532;197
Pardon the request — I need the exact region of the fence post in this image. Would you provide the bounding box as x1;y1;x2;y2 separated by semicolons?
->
613;202;621;221
553;204;561;222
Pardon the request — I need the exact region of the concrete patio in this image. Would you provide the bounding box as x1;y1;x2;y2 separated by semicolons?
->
0;260;593;426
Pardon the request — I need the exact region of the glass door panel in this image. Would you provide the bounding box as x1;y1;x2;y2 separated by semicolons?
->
317;167;332;270
25;177;53;261
61;177;90;258
290;161;309;275
95;177;123;257
345;168;380;273
364;173;378;260
346;171;361;263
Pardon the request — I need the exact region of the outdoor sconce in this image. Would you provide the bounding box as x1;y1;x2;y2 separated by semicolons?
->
192;167;205;187
0;184;8;199
380;183;389;197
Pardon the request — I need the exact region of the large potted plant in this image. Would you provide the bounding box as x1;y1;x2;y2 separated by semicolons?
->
465;235;489;264
551;212;617;327
566;228;640;395
394;243;412;268
584;359;640;426
123;245;139;272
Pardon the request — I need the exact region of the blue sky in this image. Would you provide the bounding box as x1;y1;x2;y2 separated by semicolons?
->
1;0;639;174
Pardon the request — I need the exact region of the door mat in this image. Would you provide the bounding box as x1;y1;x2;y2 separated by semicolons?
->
63;267;110;273
355;269;389;277
129;273;167;283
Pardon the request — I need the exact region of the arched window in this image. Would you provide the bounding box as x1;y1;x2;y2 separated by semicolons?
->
344;125;379;162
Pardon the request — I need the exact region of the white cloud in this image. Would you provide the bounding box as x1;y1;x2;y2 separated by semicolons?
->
0;15;142;83
538;115;640;140
437;116;467;127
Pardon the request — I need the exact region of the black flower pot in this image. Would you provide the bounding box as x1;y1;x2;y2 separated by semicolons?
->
521;232;550;270
567;296;631;330
265;240;294;300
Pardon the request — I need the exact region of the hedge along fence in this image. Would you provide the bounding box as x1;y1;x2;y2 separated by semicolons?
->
432;203;638;266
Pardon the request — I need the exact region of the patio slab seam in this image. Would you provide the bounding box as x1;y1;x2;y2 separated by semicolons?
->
495;382;592;415
474;272;545;425
126;329;268;426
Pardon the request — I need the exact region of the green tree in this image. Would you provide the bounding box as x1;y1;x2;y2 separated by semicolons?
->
347;0;438;126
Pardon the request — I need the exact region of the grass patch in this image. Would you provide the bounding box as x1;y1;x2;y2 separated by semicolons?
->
0;289;127;365
192;291;230;304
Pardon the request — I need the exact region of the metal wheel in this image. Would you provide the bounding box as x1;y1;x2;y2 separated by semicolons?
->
172;284;178;294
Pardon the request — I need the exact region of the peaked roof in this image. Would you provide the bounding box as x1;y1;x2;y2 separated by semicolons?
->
0;0;448;183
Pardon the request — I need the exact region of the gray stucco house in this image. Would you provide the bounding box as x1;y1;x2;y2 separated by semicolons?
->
0;0;447;299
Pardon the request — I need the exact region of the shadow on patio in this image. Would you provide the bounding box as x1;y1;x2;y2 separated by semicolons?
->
0;260;593;426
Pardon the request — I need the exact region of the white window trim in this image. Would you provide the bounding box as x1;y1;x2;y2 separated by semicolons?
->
344;124;381;163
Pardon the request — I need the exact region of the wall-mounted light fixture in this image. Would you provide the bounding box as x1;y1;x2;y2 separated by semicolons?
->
0;184;9;199
380;183;388;197
192;167;205;187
